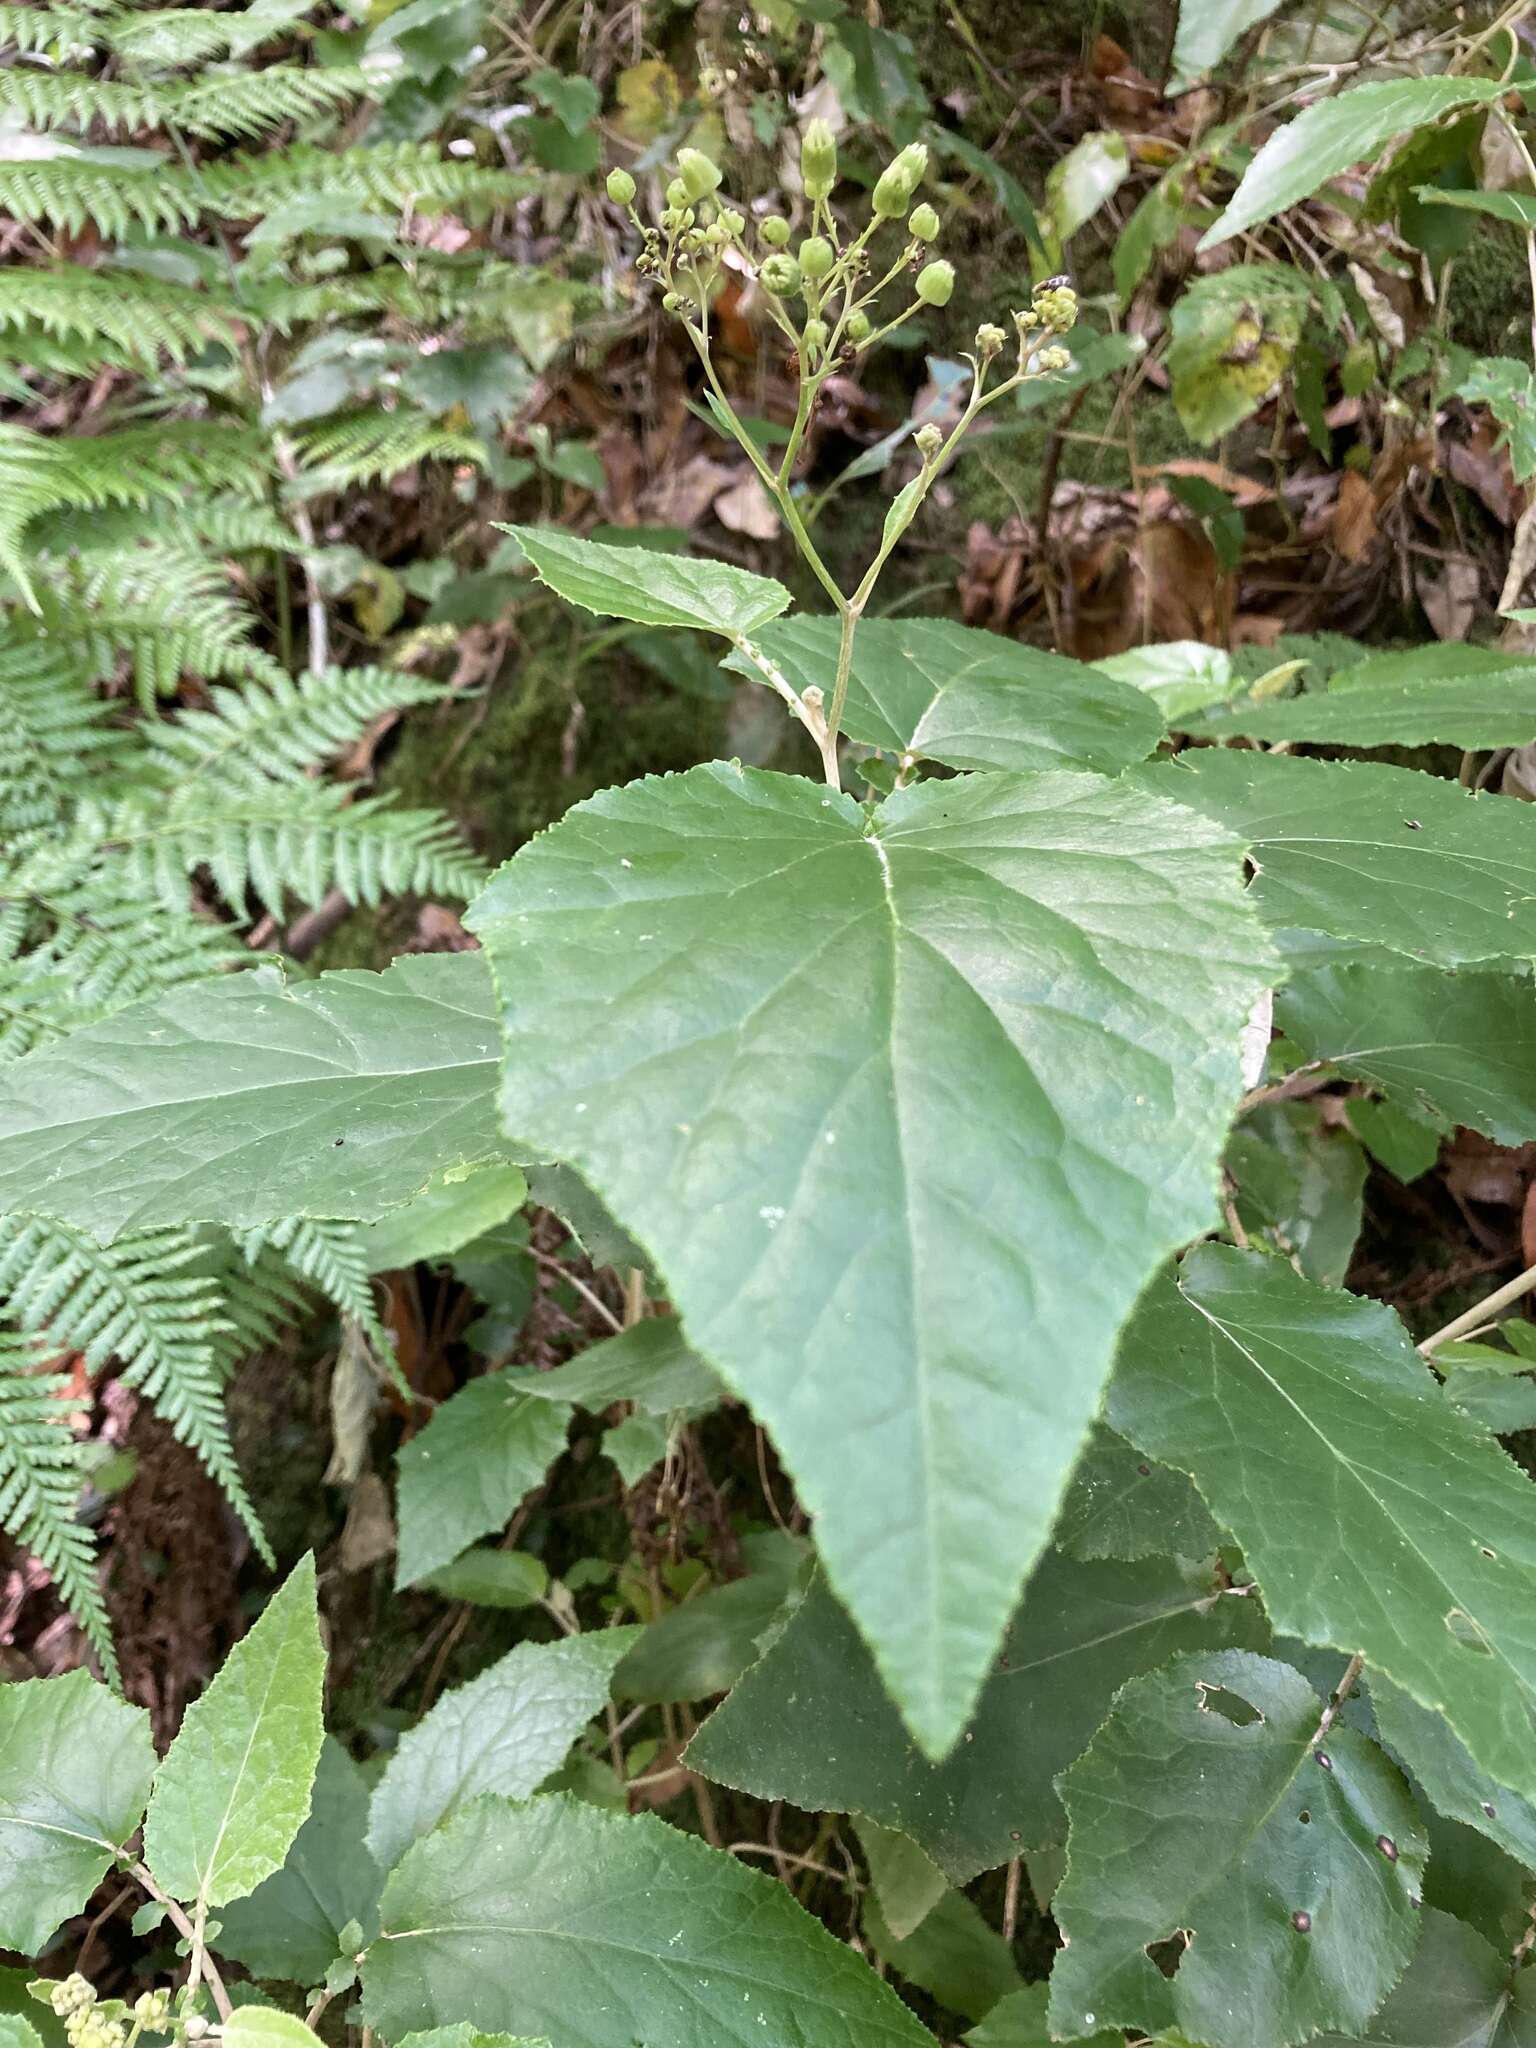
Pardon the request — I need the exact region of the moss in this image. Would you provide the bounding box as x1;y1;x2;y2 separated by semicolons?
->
1445;229;1530;361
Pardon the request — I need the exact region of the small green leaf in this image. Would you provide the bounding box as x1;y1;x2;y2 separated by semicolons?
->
420;1548;549;1609
144;1555;325;1910
0;1672;155;1953
359;1794;933;2047
398;2030;549;2048
1311;1907;1536;2044
1416;186;1536;229
686;1553;1266;1882
601;1411;669;1486
0;953;501;1238
1146;749;1536;966
1094;640;1237;722
520;1316;722;1416
1278;960;1536;1144
527;68;599;134
1185;645;1536;749
1170;0;1283;88
1111;1246;1536;1804
613;1530;809;1704
222;2011;325;2048
1202;77;1508;248
1166;264;1310;441
216;1740;383;1987
1054;1425;1222;1564
365;1631;639;1874
359;1163;528;1274
394;1373;570;1588
0;2018;43;2048
966;1985;1120;2047
501;525;790;636
1050;1651;1425;2048
1369;1673;1536;1871
864;1886;1022;2022
854;1819;947;1942
1345;1098;1442;1184
735;618;1165;776
1225;1100;1366;1286
469;760;1276;1757
1045;131;1129;245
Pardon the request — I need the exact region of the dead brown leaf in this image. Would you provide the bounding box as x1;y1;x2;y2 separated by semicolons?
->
1333;469;1379;563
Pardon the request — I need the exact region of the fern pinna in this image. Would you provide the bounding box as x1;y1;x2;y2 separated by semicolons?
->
0;0;542;1663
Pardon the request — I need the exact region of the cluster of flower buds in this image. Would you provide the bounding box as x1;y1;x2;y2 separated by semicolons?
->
604;127;969;377
37;1977;176;2048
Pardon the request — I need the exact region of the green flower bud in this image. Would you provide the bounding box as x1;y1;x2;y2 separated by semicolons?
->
759;253;802;296
907;202;940;242
1037;345;1072;371
873;141;928;219
975;321;1006;356
914;422;944;460
798;235;835;281
718;208;746;237
1033;278;1079;332
846;309;872;344
676;147;722;202
662;291;682;311
605;167;636;207
759;214;791;247
916;258;955;307
802;317;829;357
801;117;837;200
666;177;689;210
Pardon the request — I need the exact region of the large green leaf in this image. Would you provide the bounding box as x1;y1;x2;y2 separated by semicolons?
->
732;618;1165;776
360;1793;933;2048
365;1630;638;1873
398;2031;548;2048
0;1671;155;1953
503;526;791;636
1277;961;1536;1144
1145;750;1536;965
1369;1674;1536;1872
394;1371;570;1587
468;761;1276;1756
0;953;500;1238
1183;646;1536;749
1202;77;1507;248
144;1555;325;1910
1225;1100;1367;1287
1111;1246;1536;1803
216;1739;383;1986
1050;1651;1426;2048
1314;1908;1536;2044
686;1552;1266;1882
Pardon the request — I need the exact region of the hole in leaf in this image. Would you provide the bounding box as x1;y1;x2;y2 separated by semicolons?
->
1195;1683;1263;1727
1480;1547;1497;1560
1291;1910;1312;1934
1145;1933;1190;1979
1298;1810;1311;1825
1446;1607;1494;1654
1482;1802;1497;1820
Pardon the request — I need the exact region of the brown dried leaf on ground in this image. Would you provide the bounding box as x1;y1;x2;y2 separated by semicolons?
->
1416;552;1481;640
1333;469;1379;562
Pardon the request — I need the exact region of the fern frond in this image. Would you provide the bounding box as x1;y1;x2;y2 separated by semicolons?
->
172;65;369;141
288;410;485;494
197;141;529;220
0;1215;268;1556
0;420;269;597
51;783;487;916
0;267;239;370
0;148;199;239
0;1335;113;1674
239;1217;392;1355
0;5;102;59
19;543;285;706
0;64;367;143
143;664;454;788
204;1240;310;1379
106;5;303;67
0;874;244;1060
0;630;122;840
27;494;301;559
